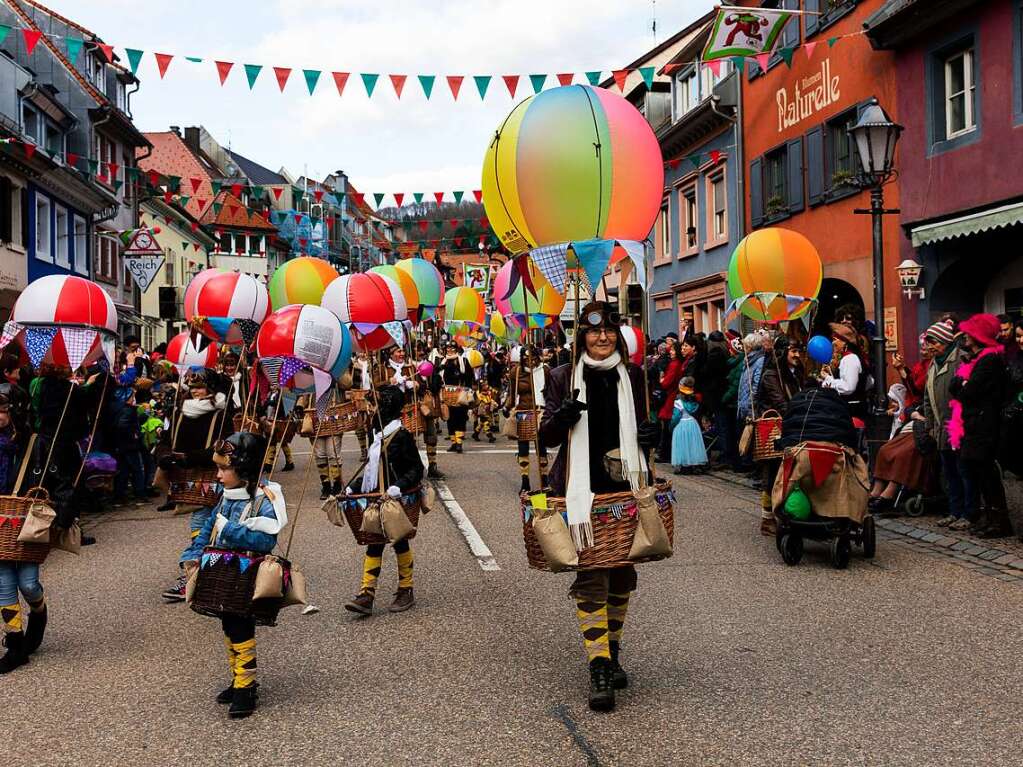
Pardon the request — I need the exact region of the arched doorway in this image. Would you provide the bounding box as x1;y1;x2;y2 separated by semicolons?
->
813;278;864;337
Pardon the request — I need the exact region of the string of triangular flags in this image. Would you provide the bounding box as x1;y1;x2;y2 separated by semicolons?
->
0;21;866;102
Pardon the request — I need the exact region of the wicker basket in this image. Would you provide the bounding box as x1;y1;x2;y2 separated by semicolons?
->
168;467;222;507
318;400;367;436
239;416;265;436
521;480;675;572
189;547;283;626
0;488;52;564
515;410;539;441
401;404;424;435
348;389;372;412
440;386;466;407
753;410;784;461
340;489;422;545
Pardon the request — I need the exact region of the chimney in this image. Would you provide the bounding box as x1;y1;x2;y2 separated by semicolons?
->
169;126;181;137
183;126;200;153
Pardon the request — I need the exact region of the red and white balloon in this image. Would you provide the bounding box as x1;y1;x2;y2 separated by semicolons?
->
321;272;406;351
184;269;270;344
620;325;645;365
165;331;219;369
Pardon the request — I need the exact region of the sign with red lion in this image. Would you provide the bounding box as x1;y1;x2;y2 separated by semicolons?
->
702;6;794;62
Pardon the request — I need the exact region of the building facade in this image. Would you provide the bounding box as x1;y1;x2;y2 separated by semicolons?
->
865;0;1023;353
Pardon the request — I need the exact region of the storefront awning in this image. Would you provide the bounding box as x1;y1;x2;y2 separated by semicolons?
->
910;201;1023;248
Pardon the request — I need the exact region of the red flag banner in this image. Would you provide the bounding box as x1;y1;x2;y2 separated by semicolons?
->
390;74;407;98
502;75;519;98
215;61;234;85
611;69;629;92
155;53;173;78
446;75;463;100
332;71;350;96
273;66;292;92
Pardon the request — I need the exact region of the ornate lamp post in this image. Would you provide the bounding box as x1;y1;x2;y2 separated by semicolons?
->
849;98;903;456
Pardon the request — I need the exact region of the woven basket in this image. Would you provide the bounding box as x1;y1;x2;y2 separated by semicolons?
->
189;547;282;626
168;467;222;507
239;416;264;436
348;389;372;412
319;401;366;436
515;410;539;441
753;410;784;461
0;488;52;564
401;404;424;435
340;490;422;546
441;386;466;407
521;480;675;572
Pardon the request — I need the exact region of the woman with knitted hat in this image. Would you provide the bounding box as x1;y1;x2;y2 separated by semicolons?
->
948;313;1011;537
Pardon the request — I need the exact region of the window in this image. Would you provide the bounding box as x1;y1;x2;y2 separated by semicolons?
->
94;232;118;283
674;67;699;119
35;195;51;262
764;149;787;216
94;133;116;186
166;256;175;286
700;59;732;96
55;205;69;268
751;138;804;227
708;169;727;243
73;216;88;275
805;0;861;38
945;48;976;138
825;108;860;189
654;295;673;312
680;183;698;255
115;80;127;112
218;231;232;253
87;53;106;90
654;199;670;263
0;177;17;245
22;105;39;144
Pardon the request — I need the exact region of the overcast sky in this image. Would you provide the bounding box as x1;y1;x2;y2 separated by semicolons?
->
52;0;714;196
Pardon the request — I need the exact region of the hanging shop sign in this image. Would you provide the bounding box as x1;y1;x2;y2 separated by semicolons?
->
123;228;165;293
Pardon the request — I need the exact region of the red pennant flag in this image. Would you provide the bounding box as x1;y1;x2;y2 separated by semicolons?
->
710;150;722;164
96;43;114;63
331;71;350;96
480;216;489;228
754;53;770;73
418;221;428;232
228;204;239;217
215;61;234;85
804;41;818;60
449;219;458;228
662;63;683;76
148;170;160;186
502;75;519;98
352;192;365;207
611;69;629;92
299;238;308;248
314;190;324;203
230;183;242;197
781;454;796;496
273;66;291;92
454;237;463;247
155;53;173;78
66;152;78;167
190;222;198;232
196;198;207;210
393;192;404;207
23;142;36;160
705;59;722;78
163;190;173;203
107;161;119;178
668;158;682;170
389;74;407;98
808;446;841;488
193;243;200;251
472;190;482;203
21;29;42;56
556;73;574;86
294;214;303;224
272;187;284;201
446;75;463;100
433;192;444;204
189;177;202;193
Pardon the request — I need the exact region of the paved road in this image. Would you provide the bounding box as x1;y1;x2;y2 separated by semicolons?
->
14;435;1023;766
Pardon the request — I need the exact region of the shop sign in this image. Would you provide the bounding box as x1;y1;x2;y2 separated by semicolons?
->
776;58;841;132
884;306;898;351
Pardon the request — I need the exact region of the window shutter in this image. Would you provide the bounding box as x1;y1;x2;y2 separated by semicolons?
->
805;0;820;37
782;0;800;48
20;188;28;250
805;126;825;206
0;178;11;243
749;157;764;228
786;137;804;214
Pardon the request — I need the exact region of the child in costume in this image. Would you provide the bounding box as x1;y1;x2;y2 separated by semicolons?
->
472;381;498;443
344;385;424;616
670;377;707;474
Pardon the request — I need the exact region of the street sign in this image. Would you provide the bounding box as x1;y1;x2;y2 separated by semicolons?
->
123;228;165;292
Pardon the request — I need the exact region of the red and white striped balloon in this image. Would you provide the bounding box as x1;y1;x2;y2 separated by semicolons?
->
13;274;117;331
320;272;406;352
620;325;645;365
184;269;270;343
165;331;219;369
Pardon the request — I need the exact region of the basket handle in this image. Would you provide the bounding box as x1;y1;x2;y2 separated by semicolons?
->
23;486;50;502
758;409;782;420
12;433;36;497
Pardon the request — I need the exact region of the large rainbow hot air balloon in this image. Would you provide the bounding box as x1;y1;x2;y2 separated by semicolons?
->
726;228;822;322
482;85;664;254
492;257;565;328
395;257;445;320
268;256;339;310
444;286;486;328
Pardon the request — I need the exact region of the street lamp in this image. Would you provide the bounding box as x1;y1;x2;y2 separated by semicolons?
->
849;97;903;458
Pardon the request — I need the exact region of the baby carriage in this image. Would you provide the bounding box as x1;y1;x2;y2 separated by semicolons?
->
771;389;876;569
78;439;117;496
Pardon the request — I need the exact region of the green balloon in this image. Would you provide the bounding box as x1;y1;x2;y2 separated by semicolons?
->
784;488;812;520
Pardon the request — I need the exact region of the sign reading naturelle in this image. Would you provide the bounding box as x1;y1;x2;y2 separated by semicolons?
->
776;58;840;132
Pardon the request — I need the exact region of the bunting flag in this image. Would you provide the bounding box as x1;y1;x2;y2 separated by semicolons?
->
361;73;379;97
278;355;306;387
473;75;491;100
125;48;144;75
303;69;321;94
25;326;57;367
390;74;407;98
244;63;262;89
702;7;794;62
447;75;463;100
61;327;98;370
418;74;435;99
0;321;23;350
21;28;42;56
65;36;83;62
215;60;233;84
332;71;350;96
570;239;615;291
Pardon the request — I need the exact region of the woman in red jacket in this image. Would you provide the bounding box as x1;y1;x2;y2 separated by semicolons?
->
656;340;684;462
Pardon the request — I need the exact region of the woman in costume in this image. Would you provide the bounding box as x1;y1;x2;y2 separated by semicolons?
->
413;345;443;480
502;345;551;492
343;385;424;615
196;431;286;719
539;302;660;712
434;341;474;454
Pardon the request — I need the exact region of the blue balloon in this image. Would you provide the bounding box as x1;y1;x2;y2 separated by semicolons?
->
807;335;833;364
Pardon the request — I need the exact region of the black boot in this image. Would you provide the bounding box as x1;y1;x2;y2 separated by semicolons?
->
427;464;445;480
281;461;295;472
228;685;259;718
520;475;531;493
0;632;29;674
218;681;258;704
319;480;332;501
331;480;344;497
472;431;481;442
24;605;47;655
969;507;990;534
588;658;615;712
978;508;1014;539
488;434;496;443
609;640;628;689
447;442;459;453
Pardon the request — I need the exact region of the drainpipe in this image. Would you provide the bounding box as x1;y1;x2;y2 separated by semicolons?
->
710;91;744;238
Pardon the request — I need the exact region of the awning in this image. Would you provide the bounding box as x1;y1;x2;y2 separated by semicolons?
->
911;201;1023;248
115;303;142;327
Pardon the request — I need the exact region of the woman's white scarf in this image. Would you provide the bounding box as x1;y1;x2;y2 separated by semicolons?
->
182;392;226;418
566;351;647;550
527;365;546;408
357;360;371;390
361;418;402;493
217;481;288;539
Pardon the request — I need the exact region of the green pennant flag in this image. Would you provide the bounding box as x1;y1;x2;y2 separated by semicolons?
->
638;66;655;89
418;74;435;99
473;75;491;100
126;167;139;180
303;69;321;95
413;192;424;204
778;47;795;67
828;37;839;47
250;185;263;199
168;176;181;192
529;74;546;94
244;64;262;89
125;48;144;75
65;36;83;63
178;195;190;207
373;192;385;207
293;188;304;203
0;25;9;46
182;241;189;252
212;202;223;215
731;56;747;74
585;71;601;86
186;56;203;63
113;180;124;192
210;180;222;195
690;154;702;169
361;73;379;97
403;220;412;232
433;220;444;231
88;159;98;175
453;191;463;204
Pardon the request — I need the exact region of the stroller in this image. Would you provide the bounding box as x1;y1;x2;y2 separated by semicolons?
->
771;389;876;569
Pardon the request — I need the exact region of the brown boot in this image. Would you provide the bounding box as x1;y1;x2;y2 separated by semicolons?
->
760;517;777;537
344;590;375;616
388;587;415;613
